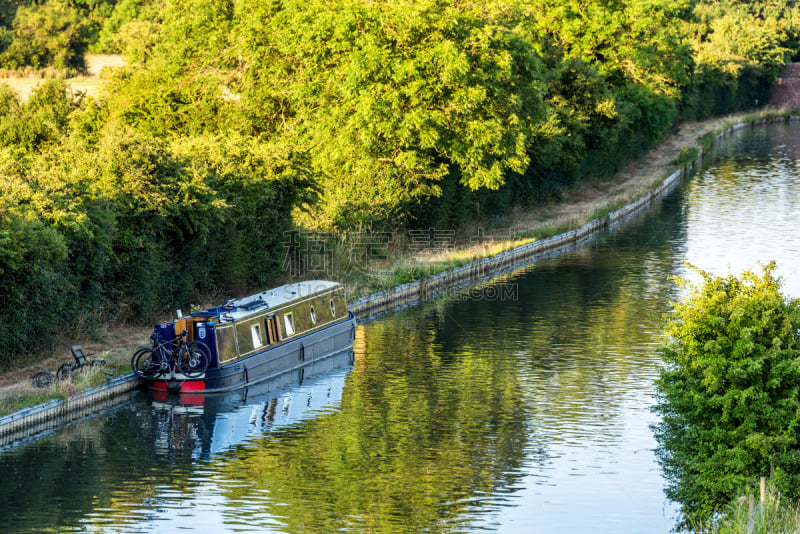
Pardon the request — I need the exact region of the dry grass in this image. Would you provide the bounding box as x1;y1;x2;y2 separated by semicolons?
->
0;325;149;417
1;54;125;101
84;54;126;77
0;364;117;416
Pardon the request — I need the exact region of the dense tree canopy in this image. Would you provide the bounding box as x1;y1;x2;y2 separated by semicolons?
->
232;0;548;227
1;0;798;364
0;80;312;366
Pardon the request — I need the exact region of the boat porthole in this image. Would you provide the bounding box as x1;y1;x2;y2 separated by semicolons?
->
310;306;317;324
330;299;336;316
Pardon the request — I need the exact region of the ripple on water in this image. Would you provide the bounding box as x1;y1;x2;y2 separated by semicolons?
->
4;124;800;533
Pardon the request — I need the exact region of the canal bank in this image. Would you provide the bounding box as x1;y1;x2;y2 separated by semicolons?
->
347;111;799;316
1;109;797;446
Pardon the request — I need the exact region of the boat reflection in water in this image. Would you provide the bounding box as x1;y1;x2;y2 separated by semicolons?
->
141;346;355;460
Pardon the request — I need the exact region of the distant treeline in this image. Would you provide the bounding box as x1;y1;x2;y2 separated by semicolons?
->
1;0;798;367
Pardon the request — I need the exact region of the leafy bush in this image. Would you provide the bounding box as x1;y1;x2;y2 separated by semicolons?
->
0;79;81;151
0;213;73;370
0;2;91;71
653;263;800;530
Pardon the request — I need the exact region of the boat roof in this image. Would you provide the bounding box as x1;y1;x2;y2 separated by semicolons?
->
210;280;342;322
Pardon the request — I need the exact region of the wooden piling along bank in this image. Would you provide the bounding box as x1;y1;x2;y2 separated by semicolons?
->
0;116;793;445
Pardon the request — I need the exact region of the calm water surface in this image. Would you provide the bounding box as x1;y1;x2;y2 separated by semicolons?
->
2;123;800;533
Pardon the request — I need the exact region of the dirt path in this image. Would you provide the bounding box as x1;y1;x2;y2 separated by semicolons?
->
494;116;725;239
0;110;774;410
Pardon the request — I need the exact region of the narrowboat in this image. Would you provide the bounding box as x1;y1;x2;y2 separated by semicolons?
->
131;280;356;394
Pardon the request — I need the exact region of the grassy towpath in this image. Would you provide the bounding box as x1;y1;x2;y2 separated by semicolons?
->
0;108;787;417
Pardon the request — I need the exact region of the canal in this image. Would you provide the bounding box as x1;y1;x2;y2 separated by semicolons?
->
2;122;800;533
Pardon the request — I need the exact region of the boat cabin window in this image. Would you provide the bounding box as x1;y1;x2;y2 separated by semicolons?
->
330;299;336;317
283;313;295;336
251;324;263;348
216;326;237;364
310;306;317;324
266;315;279;343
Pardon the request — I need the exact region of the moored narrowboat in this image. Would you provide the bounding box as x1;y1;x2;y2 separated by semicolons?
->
131;280;356;394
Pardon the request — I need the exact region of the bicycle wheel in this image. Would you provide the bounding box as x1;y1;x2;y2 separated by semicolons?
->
179;341;210;378
31;371;55;388
56;363;74;381
131;347;166;379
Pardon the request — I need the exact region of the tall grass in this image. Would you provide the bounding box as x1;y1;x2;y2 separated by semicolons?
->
0;66;79;79
709;485;800;534
0;349;127;417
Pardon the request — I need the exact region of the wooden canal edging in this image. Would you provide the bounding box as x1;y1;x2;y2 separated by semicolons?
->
1;115;794;446
0;374;143;447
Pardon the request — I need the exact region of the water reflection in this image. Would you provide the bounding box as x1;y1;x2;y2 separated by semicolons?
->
0;193;688;533
681;123;800;296
0;350;354;533
2;123;800;533
141;349;354;461
429;203;684;532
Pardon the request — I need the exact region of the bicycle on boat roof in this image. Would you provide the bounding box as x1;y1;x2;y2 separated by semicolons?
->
131;329;210;380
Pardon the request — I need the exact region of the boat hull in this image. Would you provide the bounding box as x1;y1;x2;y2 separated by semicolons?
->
148;312;356;394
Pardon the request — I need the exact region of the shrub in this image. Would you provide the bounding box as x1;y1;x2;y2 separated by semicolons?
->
653;262;800;530
0;3;91;71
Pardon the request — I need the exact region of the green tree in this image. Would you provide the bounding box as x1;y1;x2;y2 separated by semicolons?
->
680;0;799;118
93;0;157;56
0;211;73;369
0;1;24;29
234;0;546;229
653;262;800;530
0;2;91;70
530;0;692;98
0;79;82;152
691;0;797;77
